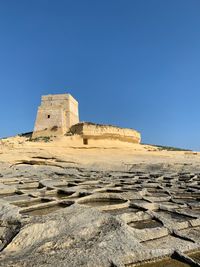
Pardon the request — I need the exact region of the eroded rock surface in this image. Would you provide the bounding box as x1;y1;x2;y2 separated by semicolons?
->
0;140;200;266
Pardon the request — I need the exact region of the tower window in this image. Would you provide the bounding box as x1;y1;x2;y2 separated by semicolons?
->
47;115;50;118
83;138;88;145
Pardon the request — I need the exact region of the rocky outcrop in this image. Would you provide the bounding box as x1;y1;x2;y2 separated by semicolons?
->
0;200;21;252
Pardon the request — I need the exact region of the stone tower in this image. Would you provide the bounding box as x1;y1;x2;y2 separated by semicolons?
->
33;94;79;137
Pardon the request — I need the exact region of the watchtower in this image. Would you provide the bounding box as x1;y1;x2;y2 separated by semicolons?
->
33;94;79;137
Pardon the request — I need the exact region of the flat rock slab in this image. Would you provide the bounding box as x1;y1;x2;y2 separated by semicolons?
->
0;205;143;267
1;152;200;266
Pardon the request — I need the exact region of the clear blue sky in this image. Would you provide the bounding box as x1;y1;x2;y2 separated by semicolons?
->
0;0;200;150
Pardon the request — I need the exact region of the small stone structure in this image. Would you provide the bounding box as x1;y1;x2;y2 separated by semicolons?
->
33;94;79;137
70;122;141;144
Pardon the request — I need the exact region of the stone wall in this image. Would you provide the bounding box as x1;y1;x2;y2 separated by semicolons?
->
70;122;141;144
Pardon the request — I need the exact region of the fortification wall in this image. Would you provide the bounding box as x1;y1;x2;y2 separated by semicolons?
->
70;123;141;144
